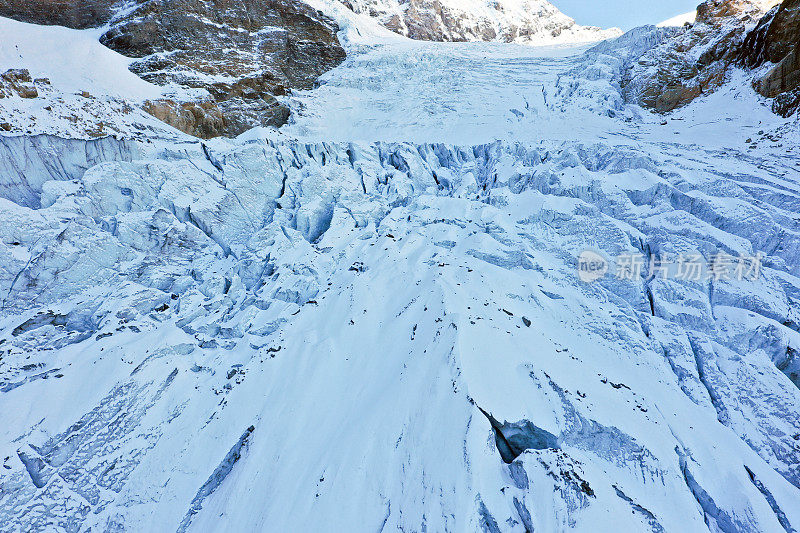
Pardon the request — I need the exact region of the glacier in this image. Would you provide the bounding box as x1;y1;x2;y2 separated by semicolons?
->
1;10;800;533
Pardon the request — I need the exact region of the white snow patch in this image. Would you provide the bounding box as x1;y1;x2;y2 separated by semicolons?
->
0;16;161;101
657;10;697;27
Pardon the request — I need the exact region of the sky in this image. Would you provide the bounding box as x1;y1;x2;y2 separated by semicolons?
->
550;0;700;30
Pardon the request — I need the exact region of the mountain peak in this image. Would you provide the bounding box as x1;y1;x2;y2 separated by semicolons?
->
340;0;622;43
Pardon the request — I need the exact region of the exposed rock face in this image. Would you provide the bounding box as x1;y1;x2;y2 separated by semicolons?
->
740;0;800;115
696;0;777;21
624;0;780;113
99;0;346;137
622;0;800;116
0;69;39;99
740;0;799;66
0;0;132;29
759;46;800;111
142;99;227;140
0;0;345;138
340;0;621;43
772;87;800;115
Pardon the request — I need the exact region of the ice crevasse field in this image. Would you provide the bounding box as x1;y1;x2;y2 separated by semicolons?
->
1;2;800;532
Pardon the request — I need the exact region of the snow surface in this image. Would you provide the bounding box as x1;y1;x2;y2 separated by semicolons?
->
657;10;698;27
0;17;157;100
1;6;800;533
283;40;598;143
0;16;182;139
304;0;414;46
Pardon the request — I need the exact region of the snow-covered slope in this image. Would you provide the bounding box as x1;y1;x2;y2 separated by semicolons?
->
0;16;180;139
2;6;800;533
0;0;348;140
337;0;621;43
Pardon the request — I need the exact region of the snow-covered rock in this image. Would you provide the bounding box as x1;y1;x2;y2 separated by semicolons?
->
0;16;178;139
0;0;347;139
741;0;800;116
561;0;788;114
99;0;347;137
338;0;622;43
625;0;781;112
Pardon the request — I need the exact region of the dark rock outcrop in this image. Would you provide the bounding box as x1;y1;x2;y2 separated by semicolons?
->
99;0;346;137
0;0;133;29
760;46;800;114
740;0;799;66
625;0;800;116
739;0;800;115
772;87;800;115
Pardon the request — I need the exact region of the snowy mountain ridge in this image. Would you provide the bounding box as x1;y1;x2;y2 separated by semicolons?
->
338;0;622;43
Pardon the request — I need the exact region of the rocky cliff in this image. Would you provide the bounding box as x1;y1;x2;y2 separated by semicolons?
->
0;0;132;29
622;0;780;113
609;0;800;116
100;0;346;137
740;0;800;115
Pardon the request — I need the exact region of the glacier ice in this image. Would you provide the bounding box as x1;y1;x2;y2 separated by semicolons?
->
1;28;800;533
